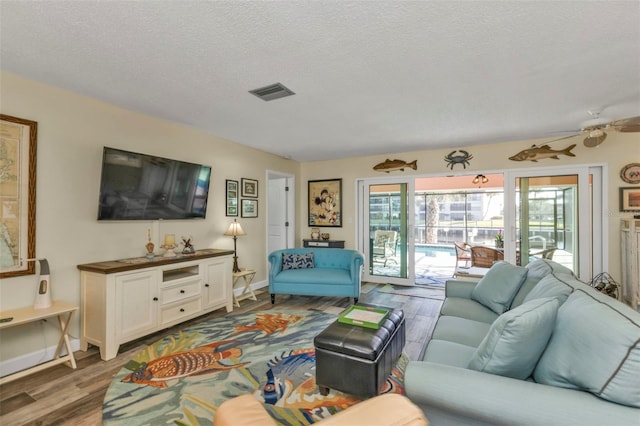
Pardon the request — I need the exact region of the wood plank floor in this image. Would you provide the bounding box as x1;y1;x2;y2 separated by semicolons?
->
0;282;443;425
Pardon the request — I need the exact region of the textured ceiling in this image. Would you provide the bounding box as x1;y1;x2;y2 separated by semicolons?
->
1;1;639;162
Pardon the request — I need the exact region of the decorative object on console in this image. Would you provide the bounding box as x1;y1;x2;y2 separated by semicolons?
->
0;114;37;279
145;229;155;259
444;150;473;169
25;258;52;309
308;178;342;227
620;187;640;212
321;232;330;240
241;178;258;198
310;228;320;240
224;219;246;273
373;158;418;173
181;236;195;254
620;163;640;184
162;234;176;257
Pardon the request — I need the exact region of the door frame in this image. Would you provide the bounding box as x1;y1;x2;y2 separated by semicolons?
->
266;170;295;268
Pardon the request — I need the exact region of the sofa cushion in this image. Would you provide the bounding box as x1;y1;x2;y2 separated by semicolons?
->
281;252;315;270
511;259;574;308
431;316;492;348
522;272;580;304
439;297;499;324
534;290;640;408
471;261;528;314
422;339;477;367
468;297;559;379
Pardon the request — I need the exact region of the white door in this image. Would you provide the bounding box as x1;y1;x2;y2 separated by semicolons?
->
267;171;294;258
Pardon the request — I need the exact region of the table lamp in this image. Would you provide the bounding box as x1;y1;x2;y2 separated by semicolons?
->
224;219;246;273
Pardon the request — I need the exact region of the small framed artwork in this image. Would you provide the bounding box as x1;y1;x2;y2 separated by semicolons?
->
0;114;37;278
241;199;258;218
620;187;640;212
241;178;258;198
308;178;342;227
225;179;238;216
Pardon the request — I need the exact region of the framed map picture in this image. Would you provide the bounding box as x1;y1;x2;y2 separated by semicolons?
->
0;114;37;278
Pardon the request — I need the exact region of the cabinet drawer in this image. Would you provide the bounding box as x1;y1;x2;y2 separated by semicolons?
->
160;297;202;325
161;279;202;305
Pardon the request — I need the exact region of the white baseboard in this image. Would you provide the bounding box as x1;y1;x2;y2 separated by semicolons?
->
0;338;81;377
234;279;268;297
1;280;268;378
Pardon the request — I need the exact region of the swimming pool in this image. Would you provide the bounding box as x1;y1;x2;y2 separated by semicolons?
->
415;244;455;257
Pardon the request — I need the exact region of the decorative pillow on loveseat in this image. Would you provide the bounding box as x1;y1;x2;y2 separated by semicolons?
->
468;297;559;379
534;290;640;408
471;261;528;314
282;252;315;270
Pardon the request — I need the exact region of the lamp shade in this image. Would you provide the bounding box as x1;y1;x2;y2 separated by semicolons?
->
224;219;246;237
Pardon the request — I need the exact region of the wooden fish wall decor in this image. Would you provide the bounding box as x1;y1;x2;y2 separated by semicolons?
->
509;144;576;162
373;159;418;172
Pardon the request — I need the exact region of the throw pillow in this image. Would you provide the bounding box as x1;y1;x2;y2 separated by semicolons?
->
533;290;640;408
282;252;315;270
468;297;559;379
471;261;528;314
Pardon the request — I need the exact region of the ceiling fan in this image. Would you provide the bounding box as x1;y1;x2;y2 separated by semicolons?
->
550;111;640;147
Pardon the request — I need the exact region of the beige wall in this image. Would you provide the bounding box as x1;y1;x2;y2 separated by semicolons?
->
300;130;639;278
0;72;298;361
1;70;638;366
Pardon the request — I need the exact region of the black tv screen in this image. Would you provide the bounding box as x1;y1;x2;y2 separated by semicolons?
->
97;147;212;220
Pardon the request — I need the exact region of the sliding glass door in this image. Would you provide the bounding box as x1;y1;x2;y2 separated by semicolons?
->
504;166;601;279
359;179;415;286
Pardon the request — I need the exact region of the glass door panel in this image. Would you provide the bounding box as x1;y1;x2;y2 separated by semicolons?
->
363;181;415;285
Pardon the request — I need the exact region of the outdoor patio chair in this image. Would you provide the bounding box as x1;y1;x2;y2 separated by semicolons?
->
470;246;504;268
372;230;398;266
453;242;472;277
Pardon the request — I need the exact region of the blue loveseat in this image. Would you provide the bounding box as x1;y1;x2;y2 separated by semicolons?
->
405;259;640;425
268;248;364;304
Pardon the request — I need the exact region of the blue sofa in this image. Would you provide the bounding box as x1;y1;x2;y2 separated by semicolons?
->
268;248;364;304
405;259;640;425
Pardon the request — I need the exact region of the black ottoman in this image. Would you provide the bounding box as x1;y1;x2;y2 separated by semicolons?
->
313;307;405;397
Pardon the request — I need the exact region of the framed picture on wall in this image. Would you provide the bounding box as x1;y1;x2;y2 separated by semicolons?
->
0;114;37;278
241;178;258;198
241;199;258;218
620;187;640;212
308;178;342;227
226;179;238;216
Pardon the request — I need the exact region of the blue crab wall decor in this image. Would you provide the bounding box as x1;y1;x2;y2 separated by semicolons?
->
444;150;473;169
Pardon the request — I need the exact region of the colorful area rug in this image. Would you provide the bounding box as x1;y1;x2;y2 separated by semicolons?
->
103;309;407;425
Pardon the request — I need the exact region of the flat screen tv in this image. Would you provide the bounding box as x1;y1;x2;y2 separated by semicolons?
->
97;147;212;220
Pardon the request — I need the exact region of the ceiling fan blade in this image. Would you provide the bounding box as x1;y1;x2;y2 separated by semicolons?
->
583;132;607;147
611;116;640;132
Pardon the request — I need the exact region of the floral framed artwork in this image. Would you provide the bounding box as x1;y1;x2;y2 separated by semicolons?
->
0;114;37;278
225;179;238;216
308;178;342;227
620;187;640;212
241;178;258;198
241;199;258;218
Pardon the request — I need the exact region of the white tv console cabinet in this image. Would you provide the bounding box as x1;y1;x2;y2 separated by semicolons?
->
78;249;234;361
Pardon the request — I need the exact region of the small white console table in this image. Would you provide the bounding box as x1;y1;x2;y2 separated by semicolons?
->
0;301;78;385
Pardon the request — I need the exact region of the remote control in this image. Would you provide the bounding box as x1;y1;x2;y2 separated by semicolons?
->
0;317;14;323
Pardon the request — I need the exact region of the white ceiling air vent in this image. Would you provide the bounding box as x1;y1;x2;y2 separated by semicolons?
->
249;83;295;101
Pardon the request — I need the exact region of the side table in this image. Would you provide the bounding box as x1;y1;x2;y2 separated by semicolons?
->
0;301;78;385
232;269;257;307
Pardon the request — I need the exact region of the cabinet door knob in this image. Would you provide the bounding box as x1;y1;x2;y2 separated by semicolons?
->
180;289;185;294
205;283;210;287
153;297;158;301
180;308;185;312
